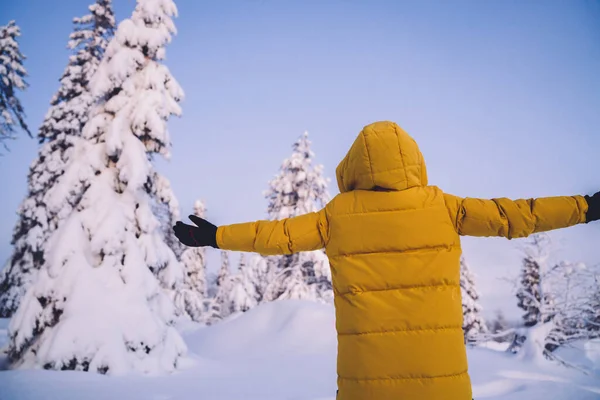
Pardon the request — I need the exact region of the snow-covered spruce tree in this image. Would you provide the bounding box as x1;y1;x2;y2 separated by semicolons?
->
262;131;332;303
245;254;270;304
174;200;208;321
205;251;234;324
7;0;186;374
216;251;233;313
460;257;488;344
0;20;31;149
228;254;258;314
0;2;115;318
270;260;316;300
509;234;562;357
515;234;554;327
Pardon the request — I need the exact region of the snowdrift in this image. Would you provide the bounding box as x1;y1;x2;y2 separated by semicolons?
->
1;300;599;400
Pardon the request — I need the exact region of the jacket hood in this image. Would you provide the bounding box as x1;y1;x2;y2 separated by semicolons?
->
335;121;428;193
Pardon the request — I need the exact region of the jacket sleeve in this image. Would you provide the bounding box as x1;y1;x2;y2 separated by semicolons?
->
215;208;329;255
443;193;588;238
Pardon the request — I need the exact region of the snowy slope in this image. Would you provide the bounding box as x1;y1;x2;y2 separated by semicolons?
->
0;300;599;400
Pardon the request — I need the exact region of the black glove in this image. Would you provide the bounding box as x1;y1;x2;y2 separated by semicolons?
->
173;215;219;248
584;192;600;223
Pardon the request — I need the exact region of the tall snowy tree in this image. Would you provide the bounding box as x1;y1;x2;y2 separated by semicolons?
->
174;200;208;321
0;20;31;150
262;131;332;303
460;257;488;344
7;0;186;374
0;2;115;318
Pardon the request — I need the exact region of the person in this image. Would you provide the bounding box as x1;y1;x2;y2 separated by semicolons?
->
173;121;600;400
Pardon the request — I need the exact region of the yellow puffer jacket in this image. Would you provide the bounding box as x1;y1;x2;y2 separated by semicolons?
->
216;121;588;400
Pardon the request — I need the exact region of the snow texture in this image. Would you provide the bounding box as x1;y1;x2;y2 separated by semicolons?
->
5;0;186;375
0;1;115;318
0;300;598;400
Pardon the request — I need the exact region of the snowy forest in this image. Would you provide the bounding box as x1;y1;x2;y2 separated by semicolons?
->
0;0;599;399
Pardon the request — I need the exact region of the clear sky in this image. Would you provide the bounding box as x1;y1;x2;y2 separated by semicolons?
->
1;0;599;320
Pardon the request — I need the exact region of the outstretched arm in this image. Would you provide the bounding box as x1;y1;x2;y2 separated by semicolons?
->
173;209;329;255
216;209;329;255
442;192;596;238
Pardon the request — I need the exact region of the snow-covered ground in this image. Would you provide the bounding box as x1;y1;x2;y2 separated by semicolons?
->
0;300;599;400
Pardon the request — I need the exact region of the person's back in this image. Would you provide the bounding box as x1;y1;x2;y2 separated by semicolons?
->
326;187;470;399
174;121;599;400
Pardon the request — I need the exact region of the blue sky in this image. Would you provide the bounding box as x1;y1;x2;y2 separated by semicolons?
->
1;0;600;320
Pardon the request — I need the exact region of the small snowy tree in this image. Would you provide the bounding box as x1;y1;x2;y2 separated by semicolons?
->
545;261;600;351
487;310;515;344
0;20;31;150
264;256;314;302
490;310;508;334
215;251;232;310
509;235;554;355
460;257;488;344
217;251;231;289
507;235;598;357
174;200;208;321
245;254;270;304
262;131;332;303
7;0;186;374
515;235;555;328
508;248;600;360
274;262;316;301
205;251;235;324
489;310;508;333
228;254;258;314
0;2;115;317
586;274;600;338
